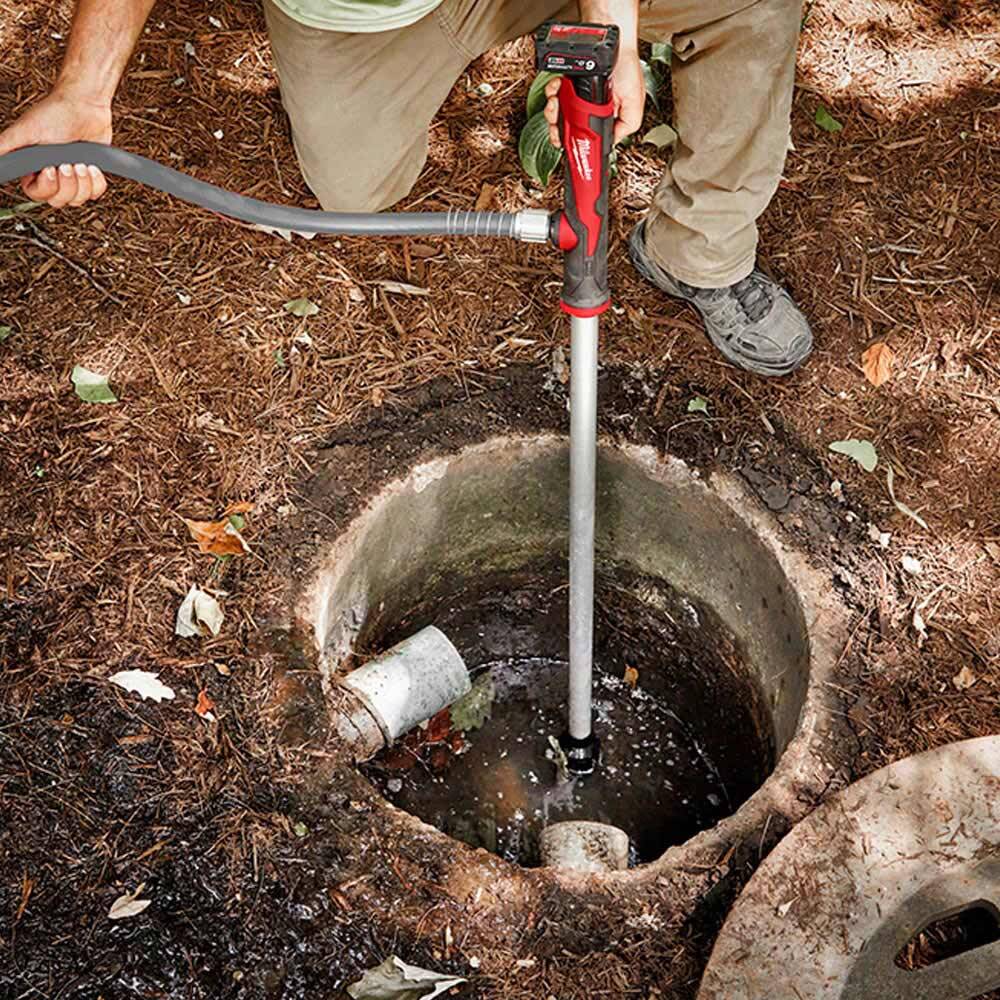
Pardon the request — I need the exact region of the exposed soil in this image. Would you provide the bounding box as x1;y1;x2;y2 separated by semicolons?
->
2;0;999;997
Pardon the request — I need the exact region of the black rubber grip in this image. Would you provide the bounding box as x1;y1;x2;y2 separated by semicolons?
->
561;106;613;313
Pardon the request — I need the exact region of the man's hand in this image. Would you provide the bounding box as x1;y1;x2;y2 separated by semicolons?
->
541;47;645;149
0;88;112;207
542;1;644;148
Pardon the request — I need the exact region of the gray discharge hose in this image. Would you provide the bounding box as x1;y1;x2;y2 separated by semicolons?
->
0;142;552;241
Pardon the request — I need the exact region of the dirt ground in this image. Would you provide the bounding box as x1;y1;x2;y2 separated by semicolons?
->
2;0;999;997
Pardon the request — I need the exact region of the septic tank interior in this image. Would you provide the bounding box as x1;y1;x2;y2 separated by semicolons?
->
298;425;851;884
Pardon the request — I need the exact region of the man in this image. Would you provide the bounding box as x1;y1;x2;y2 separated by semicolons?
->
0;0;812;376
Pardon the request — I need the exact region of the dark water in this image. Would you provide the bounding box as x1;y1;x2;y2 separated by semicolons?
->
360;568;774;867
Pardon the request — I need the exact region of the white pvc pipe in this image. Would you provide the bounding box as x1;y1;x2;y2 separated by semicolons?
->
341;626;470;741
568;313;599;741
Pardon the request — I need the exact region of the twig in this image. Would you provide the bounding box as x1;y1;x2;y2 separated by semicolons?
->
0;231;125;305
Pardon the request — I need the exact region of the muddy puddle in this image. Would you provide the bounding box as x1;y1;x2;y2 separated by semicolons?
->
359;567;774;867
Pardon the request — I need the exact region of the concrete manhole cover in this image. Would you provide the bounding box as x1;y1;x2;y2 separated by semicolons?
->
698;736;1000;1000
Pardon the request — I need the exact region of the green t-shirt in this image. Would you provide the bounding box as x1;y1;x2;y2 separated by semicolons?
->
271;0;444;32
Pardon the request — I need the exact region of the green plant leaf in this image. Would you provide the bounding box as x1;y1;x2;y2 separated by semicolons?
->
451;674;495;733
829;438;877;472
283;297;319;317
0;200;39;220
526;70;560;118
642;123;678;149
687;396;709;414
273;348;287;369
71;365;118;404
650;41;672;66
815;106;843;133
518;111;562;187
0;325;11;343
641;59;662;112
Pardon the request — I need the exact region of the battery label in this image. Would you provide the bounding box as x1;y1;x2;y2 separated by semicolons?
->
542;53;601;73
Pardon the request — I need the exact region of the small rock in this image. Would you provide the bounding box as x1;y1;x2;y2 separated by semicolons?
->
867;523;891;548
901;555;922;576
761;482;791;512
387;778;403;794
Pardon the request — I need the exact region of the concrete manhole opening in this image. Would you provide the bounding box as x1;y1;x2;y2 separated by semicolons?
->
301;434;845;873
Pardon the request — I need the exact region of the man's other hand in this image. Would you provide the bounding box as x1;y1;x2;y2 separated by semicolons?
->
542;47;646;148
0;88;112;207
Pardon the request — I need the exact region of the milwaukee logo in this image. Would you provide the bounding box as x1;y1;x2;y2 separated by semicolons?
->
570;137;594;182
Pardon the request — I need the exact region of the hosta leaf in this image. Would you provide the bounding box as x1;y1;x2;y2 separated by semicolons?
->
815;106;843;133
829;438;878;472
643;124;678;149
283;297;319;318
526;70;560;118
519;111;562;186
71;365;118;404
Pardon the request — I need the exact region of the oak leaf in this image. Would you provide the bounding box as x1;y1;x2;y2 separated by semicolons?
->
861;342;894;387
182;506;252;556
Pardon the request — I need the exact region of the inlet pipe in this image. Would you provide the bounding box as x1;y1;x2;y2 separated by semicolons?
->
0;142;552;242
340;625;470;744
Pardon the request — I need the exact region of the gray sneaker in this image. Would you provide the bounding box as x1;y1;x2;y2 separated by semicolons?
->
628;222;813;376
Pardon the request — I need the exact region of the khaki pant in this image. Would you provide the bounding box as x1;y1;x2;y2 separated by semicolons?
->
264;0;802;288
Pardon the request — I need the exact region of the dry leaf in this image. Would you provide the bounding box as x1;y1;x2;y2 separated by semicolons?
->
108;885;152;920
624;665;639;688
347;956;466;1000
175;584;225;637
861;342;894;387
423;708;452;744
225;501;254;515
182;514;250;556
952;666;977;691
474;182;497;211
195;688;216;718
376;279;429;297
110;670;175;703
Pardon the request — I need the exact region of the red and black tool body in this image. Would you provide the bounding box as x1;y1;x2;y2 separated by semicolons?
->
535;22;620;318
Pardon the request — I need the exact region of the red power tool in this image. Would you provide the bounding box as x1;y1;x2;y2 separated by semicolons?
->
536;21;620;775
536;21;619;319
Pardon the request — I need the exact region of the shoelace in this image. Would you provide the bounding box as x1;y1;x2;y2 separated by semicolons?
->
687;273;775;327
729;273;774;323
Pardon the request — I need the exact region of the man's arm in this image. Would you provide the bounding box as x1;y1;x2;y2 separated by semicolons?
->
0;0;157;207
543;1;645;148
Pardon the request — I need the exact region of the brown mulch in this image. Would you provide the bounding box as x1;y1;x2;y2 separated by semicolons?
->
1;0;999;997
